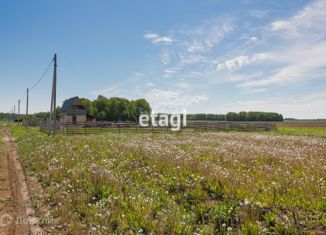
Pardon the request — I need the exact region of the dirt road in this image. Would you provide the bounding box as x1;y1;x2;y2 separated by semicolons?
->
0;129;42;235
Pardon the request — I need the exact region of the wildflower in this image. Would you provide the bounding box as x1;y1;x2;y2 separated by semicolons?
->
244;198;250;205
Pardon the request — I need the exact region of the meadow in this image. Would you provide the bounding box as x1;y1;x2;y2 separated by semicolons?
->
8;126;326;234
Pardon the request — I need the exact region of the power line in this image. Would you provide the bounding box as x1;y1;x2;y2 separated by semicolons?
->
19;90;26;102
30;58;54;90
5;55;55;124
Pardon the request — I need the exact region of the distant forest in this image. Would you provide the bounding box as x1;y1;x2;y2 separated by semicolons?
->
188;112;283;122
1;96;283;122
0;96;152;122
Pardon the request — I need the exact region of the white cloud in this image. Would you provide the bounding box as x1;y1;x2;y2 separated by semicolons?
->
271;21;293;32
301;91;326;102
239;42;326;87
90;85;120;96
218;91;326;119
178;53;206;65
182;71;203;78
145;89;208;112
248;88;267;93
248;36;258;42
191;95;208;103
164;68;179;78
144;32;173;44
146;82;155;87
187;40;206;53
270;0;326;36
236;0;326;88
174;82;191;89
183;18;233;53
250;10;267;18
227;75;250;82
161;49;170;64
216;53;270;71
90;84;143;99
137;1;326;117
132;72;145;81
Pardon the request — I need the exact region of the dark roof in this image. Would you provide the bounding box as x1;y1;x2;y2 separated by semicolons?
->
61;96;84;113
66;109;87;115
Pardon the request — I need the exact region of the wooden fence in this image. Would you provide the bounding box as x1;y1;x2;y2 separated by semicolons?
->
50;121;277;135
23;120;40;127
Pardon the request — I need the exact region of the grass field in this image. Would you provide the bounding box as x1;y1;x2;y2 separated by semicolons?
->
276;127;326;138
0;130;3;167
278;120;326;128
8;126;326;234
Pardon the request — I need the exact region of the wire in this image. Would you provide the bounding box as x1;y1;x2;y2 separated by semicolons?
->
29;58;54;90
7;56;54;116
19;90;26;102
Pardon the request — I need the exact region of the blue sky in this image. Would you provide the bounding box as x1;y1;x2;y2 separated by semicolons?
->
1;0;325;118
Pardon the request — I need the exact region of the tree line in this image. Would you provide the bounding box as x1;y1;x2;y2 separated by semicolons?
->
1;96;283;122
0;96;152;122
78;96;151;122
187;112;283;121
226;111;283;121
187;114;226;121
0;111;50;122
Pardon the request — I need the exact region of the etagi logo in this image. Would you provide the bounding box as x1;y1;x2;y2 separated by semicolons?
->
0;214;13;227
139;112;187;131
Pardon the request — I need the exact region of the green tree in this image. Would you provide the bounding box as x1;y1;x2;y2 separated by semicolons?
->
80;98;96;117
133;99;152;118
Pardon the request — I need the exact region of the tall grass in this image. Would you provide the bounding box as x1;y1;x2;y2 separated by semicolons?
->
276;127;326;138
11;127;326;234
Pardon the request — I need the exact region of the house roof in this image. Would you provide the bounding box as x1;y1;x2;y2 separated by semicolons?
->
61;96;85;113
66;109;87;115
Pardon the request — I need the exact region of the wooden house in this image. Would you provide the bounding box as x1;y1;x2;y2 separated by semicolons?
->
60;97;87;124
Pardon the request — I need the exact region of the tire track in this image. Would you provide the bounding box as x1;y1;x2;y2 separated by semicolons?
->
0;129;42;235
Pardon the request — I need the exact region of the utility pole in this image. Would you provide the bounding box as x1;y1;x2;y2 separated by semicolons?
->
49;54;57;135
26;88;29;127
18;100;20;126
13;105;16;122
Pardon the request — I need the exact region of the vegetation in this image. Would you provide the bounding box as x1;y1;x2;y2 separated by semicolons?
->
1;100;283;123
0;129;3;166
11;126;325;234
79;96;151;122
187;112;283;121
276;127;326;138
187;114;226;121
0;96;152;123
226;112;283;122
0;111;56;122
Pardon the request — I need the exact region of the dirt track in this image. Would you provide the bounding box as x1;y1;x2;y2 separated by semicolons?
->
0;129;42;235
